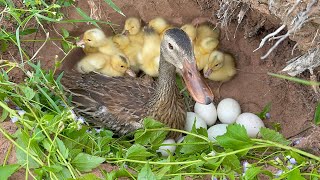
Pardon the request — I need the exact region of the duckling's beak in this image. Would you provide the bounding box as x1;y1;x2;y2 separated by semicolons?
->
203;68;213;78
182;60;214;105
76;40;85;48
122;30;129;36
125;69;136;77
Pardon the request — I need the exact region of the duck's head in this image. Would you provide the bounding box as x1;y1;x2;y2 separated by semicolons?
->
203;50;224;78
161;28;214;105
122;17;141;35
77;28;106;48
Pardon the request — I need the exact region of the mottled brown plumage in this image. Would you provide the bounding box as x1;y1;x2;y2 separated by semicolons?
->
60;28;213;139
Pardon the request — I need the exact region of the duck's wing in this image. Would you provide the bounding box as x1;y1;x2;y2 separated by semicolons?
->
60;71;155;135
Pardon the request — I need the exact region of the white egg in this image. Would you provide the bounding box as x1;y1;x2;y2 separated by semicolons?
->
217;98;241;124
156;139;176;157
177;136;185;143
207;124;228;141
185;112;207;132
194;102;217;126
236;113;265;138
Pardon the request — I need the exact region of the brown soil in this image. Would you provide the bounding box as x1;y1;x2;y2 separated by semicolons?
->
1;0;319;179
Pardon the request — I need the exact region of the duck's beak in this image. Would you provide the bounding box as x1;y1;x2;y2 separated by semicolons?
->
125;69;136;77
76;40;85;48
203;68;213;78
182;59;214;105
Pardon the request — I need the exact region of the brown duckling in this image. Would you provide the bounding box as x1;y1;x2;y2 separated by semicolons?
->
60;28;213;139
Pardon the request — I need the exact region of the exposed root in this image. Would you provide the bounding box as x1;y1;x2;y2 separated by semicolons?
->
282;47;320;76
255;0;318;59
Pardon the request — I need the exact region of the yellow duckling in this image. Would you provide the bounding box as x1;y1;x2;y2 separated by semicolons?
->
112;34;142;72
194;24;220;71
203;50;236;97
181;23;196;42
138;27;161;77
148;17;173;38
76;53;136;77
122;17;144;45
77;28;122;56
203;50;236;82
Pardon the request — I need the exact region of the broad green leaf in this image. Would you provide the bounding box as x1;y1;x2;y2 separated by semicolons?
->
56;166;72;179
0;106;9;122
105;168;132;180
103;0;125;16
125;144;154;160
137;163;156;180
134;118;167;146
75;173;102;180
314;102;320;125
42;165;63;173
71;153;105;172
56;138;69;159
260;128;290;145
156;165;171;180
286;168;306;180
179;123;209;154
20;86;35;100
61;41;71;52
216;124;253;150
222;153;241;173
244;166;262;180
19;28;37;36
0;164;20;180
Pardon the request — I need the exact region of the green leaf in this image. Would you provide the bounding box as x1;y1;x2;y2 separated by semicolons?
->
105;168;132;180
42;165;63;173
137;163;156;180
222;153;241;173
286;168;306;180
314;102;320;125
75;173;102;180
0;106;9;122
103;0;125;16
268;72;320;86
256;102;271;119
179;124;209;154
75;7;100;28
134;118;167;146
216;124;253;150
125;144;154;160
260;128;290;145
71;153;105;172
20;86;35;100
244;166;262;180
19;28;37;36
0;40;8;52
0;164;20;180
61;41;71;52
56;138;69;159
61;28;69;38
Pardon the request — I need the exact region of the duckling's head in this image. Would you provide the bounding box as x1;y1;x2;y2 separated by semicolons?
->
148;17;169;34
77;28;106;48
160;28;213;105
181;24;196;41
203;50;224;77
123;17;141;35
111;54;136;77
112;34;130;48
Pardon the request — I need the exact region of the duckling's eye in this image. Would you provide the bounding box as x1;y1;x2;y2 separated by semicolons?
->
120;65;124;68
87;39;91;42
168;43;173;50
215;64;219;67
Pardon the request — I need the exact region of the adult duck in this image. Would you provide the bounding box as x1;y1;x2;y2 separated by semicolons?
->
60;28;213;138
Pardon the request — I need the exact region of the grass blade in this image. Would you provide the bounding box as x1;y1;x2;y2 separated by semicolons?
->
268;72;320;86
103;0;125;16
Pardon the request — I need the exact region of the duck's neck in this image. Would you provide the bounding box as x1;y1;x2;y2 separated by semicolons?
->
156;56;177;96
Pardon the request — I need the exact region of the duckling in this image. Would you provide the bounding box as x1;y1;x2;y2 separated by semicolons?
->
193;24;220;71
122;17;144;45
76;53;136;77
77;28;122;56
148;17;173;38
203;50;236;98
181;24;196;42
112;34;142;72
138;27;161;77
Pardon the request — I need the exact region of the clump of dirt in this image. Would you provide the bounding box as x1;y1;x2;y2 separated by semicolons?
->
1;0;319;178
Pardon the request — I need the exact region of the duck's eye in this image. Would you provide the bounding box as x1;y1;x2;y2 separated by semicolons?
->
188;71;193;77
168;43;173;50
